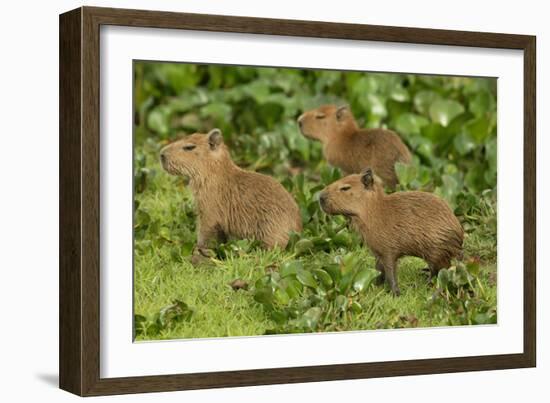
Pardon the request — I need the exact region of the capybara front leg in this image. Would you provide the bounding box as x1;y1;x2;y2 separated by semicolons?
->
192;222;222;266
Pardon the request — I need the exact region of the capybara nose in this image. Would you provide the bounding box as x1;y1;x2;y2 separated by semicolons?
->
160;152;167;163
319;192;328;206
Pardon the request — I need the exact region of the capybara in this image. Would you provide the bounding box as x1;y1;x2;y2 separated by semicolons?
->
319;168;463;295
160;129;302;259
298;104;412;188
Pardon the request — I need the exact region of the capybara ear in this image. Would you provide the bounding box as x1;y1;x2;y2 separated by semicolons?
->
336;105;348;121
208;128;223;150
361;168;374;189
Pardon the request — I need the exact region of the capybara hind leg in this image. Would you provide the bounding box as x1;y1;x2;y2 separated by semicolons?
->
375;256;386;285
380;256;400;296
427;263;439;281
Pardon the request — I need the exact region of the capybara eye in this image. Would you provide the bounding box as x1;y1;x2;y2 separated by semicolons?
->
182;144;197;151
339;185;351;192
315;113;326;119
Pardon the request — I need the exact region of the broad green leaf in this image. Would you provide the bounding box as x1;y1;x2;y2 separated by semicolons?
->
468;91;495;118
284;279;303;299
394;113;429;136
296;269;318;289
274;288;291;305
339;271;355;294
313;268;333;288
323;264;342;283
350;301;363;313
390;86;410;102
453;132;476;156
353;268;380;292
334;295;348;312
280;260;303;278
429;99;465;127
294;239;314;256
300;307;323;330
414;90;440;115
147;106;171;135
254;288;273;306
395;161;417;187
464;117;492;144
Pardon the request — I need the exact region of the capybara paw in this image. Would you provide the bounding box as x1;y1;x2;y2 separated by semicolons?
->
197;247;216;258
190;248;216;267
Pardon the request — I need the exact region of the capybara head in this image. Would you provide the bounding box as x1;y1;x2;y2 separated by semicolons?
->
297;104;358;142
160;128;227;177
319;168;383;216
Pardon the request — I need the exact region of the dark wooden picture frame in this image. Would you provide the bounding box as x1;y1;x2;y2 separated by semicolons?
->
59;6;536;396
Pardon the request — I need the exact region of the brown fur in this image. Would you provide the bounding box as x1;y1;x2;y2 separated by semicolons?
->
319;169;463;296
160;129;302;251
298;104;412;188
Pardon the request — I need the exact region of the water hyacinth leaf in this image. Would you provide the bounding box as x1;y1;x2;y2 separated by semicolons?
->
350;301;363;314
253;287;274;306
147;105;171;135
465;116;492;144
413;90;440;115
390;85;410;102
468;90;495;118
334;295;348;312
296;269;318;289
313;268;334;288
323;263;342;283
453;131;476;156
300;307;323;330
274;288;291;305
394;113;429;136
270;310;289;325
294;239;315;256
353;268;380;292
331;231;352;247
285;279;303;299
200;102;232;121
466;260;481;276
280;260;303;278
429;99;465;127
395;161;417;187
339;271;355;294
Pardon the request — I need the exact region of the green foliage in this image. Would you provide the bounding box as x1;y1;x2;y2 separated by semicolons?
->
135;299;194;338
253;254;380;334
133;62;498;340
134;64;497;197
428;260;497;326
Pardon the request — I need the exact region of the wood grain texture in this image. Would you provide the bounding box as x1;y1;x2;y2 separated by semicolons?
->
59;8;83;396
523;38;536;367
59;6;537;396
